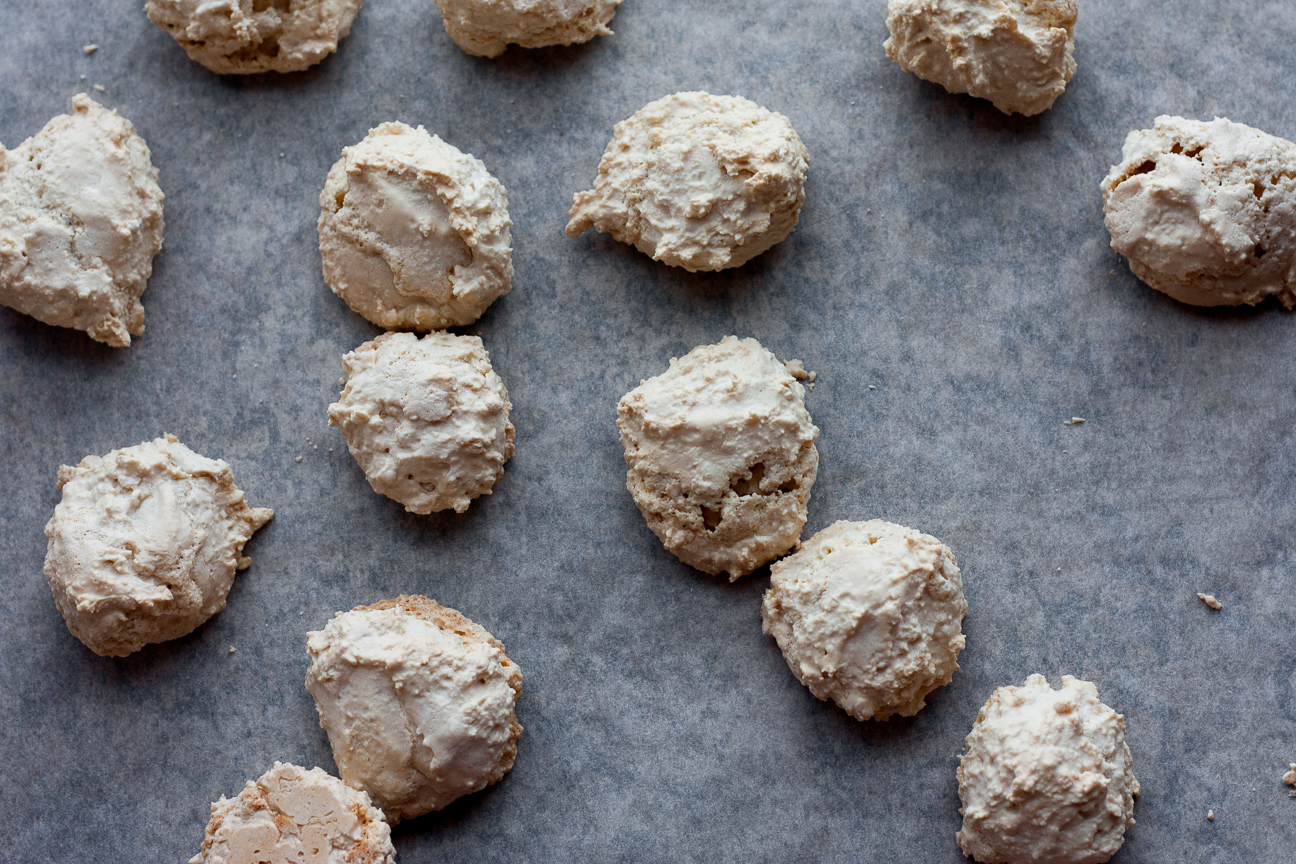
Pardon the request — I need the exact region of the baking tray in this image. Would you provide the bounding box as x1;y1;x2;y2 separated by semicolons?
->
2;1;1295;861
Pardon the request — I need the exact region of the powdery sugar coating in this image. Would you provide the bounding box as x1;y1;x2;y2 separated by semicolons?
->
305;596;523;822
1101;115;1296;308
884;0;1077;117
433;0;621;58
190;762;395;864
328;332;514;514
319;122;513;330
146;0;364;74
0;95;164;347
617;336;819;579
43;434;273;658
762;520;967;722
567;92;809;272
957;675;1140;864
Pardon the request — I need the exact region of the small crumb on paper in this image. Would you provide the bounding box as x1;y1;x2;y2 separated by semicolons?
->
93;84;105;93
784;359;808;380
1283;764;1296;794
295;456;303;463
83;44;98;55
1197;593;1223;611
228;647;236;654
807;371;816;383
1207;810;1214;821
868;384;876;390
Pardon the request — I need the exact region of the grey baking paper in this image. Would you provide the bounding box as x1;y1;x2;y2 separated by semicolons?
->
2;1;1295;862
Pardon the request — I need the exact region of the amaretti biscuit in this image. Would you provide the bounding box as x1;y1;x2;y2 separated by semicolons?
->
328;331;514;514
146;0;364;74
190;762;396;864
305;596;523;822
433;0;622;58
762;520;967;721
319;122;513;330
957;675;1139;864
0;95;164;347
43;434;273;657
884;0;1078;116
1102;115;1296;307
567;92;809;272
617;336;819;579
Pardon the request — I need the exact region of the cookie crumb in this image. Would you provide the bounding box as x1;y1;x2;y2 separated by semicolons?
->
295;456;303;463
868;384;876;390
83;44;98;55
1207;809;1214;821
1284;764;1296;793
785;359;808;380
93;84;105;93
1197;593;1223;610
1071;417;1085;424
808;371;817;383
229;646;236;654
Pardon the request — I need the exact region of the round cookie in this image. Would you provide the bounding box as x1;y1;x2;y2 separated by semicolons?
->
567;92;809;272
305;595;524;822
884;0;1077;117
43;434;273;658
762;520;967;722
957;675;1140;864
328;331;514;514
433;0;622;58
0;94;164;347
617;336;819;579
1101;115;1296;308
146;0;364;75
319;122;513;330
190;762;395;864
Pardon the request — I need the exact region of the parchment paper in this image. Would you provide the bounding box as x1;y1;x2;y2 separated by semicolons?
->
2;1;1295;861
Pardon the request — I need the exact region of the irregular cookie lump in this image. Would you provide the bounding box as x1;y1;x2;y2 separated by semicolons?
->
958;674;1139;864
0;94;164;347
43;434;273;657
567;92;809;272
328;331;514;514
884;0;1078;116
319;122;512;330
146;0;364;74
617;336;819;579
305;595;524;821
433;0;621;58
762;520;967;721
190;762;395;864
1101;115;1296;307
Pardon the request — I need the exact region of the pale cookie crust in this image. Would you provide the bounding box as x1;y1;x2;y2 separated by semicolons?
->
305;596;524;821
762;520;967;722
146;0;364;74
884;0;1078;117
567;92;809;272
43;434;273;658
319;122;512;330
958;674;1140;864
1101;115;1296;308
0;94;164;347
190;762;395;864
433;0;621;58
617;336;819;579
328;331;515;514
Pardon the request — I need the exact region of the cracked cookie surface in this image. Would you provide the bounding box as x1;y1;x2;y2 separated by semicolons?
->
305;596;523;821
568;92;809;272
617;336;818;579
1102;115;1296;307
0;94;163;347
